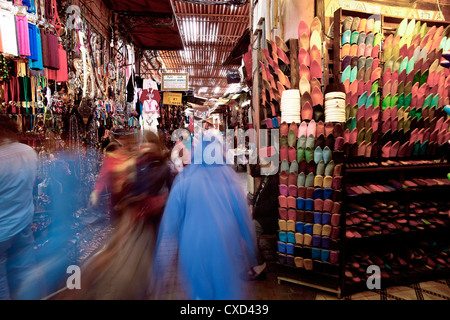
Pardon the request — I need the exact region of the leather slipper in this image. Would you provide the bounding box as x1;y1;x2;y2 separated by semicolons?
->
299;63;311;81
298;20;310;38
299;76;311;95
311;59;322;79
310;16;322;34
311;86;323;106
301;102;313;121
311;30;322;52
298;48;310;67
299;32;310;51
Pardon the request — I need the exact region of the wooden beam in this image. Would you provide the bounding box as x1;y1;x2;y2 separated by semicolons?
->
289;39;299;90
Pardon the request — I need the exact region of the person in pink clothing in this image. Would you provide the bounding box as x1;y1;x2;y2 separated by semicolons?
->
89;128;138;222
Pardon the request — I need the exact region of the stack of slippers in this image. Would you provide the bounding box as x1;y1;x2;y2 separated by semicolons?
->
344;200;409;239
345;240;450;285
408;200;450;230
298;17;325;122
340;14;382;161
260;35;291;124
278;120;344;274
379;106;450;159
379;19;450;160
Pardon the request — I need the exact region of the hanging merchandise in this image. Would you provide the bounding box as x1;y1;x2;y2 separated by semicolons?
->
0;5;19;57
29;24;43;70
15;6;31;57
140;88;161;134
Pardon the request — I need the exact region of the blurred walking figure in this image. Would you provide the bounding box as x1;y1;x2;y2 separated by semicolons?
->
64;131;174;300
89;127;139;221
0;115;42;300
152;130;257;300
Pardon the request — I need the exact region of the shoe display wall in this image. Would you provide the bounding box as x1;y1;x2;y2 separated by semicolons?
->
275;17;344;293
331;8;450;297
270;8;449;297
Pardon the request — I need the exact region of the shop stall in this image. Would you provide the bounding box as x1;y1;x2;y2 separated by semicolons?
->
249;0;450;297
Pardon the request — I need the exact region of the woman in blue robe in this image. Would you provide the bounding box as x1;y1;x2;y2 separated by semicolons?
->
152;130;257;300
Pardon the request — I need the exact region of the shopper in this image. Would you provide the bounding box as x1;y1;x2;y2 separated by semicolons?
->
88;127;139;220
244;150;279;280
64;131;174;300
152;129;258;300
0;115;42;300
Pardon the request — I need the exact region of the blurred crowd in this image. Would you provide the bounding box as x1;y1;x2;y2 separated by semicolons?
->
0;116;278;300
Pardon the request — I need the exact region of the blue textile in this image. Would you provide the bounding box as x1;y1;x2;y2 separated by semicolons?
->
154;131;257;300
29;25;43;70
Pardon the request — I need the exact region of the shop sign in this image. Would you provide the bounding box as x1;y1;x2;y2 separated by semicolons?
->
325;0;444;21
163;92;183;106
161;73;189;91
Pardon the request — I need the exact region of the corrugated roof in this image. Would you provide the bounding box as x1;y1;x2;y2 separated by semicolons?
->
158;0;250;102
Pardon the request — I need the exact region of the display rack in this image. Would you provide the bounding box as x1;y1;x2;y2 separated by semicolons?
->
331;8;450;296
269;16;345;297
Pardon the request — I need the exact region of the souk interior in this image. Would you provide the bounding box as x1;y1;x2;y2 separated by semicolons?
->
1;0;450;300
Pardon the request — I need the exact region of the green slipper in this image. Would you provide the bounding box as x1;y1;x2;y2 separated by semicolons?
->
366;91;375;108
350;66;358;83
297;147;305;162
350;117;357;131
399;56;408;74
398;93;405;109
373;15;381;33
423;93;433;108
412;140;421;156
419;70;429;86
350;31;359;45
431;94;439;108
382;94;391;111
406;57;415;74
342;29;351;45
341;65;351;83
413;70;421;84
415;109;422;119
373;33;382;47
419;22;427;38
371;80;379;94
390;94;399;108
419;140;429;156
305;147;314;163
403;92;412;108
413;20;421;37
358;91;368;108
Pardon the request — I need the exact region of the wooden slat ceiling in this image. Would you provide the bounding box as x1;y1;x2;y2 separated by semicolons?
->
158;0;250;103
103;0;184;50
